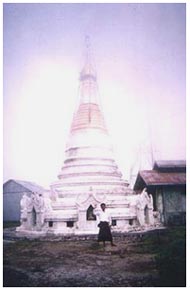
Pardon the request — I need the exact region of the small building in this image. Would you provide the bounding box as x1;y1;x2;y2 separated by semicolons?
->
133;160;186;226
3;179;45;222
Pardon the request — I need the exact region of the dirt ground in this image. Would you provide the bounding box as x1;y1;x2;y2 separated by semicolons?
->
3;228;168;287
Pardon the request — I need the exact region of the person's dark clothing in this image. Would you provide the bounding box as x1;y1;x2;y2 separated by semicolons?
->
98;221;113;242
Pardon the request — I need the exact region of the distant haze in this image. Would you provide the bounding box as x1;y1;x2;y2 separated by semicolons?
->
3;3;186;188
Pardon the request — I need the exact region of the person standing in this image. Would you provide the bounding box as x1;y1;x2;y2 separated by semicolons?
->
95;203;116;247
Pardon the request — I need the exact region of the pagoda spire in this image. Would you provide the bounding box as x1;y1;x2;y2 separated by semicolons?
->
70;37;107;133
80;35;97;83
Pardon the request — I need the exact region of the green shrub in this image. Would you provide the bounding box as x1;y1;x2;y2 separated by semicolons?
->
156;238;186;287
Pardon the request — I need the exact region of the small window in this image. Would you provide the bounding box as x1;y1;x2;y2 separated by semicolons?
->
129;219;133;226
112;219;117;226
32;207;37;226
87;205;96;221
49;221;53;227
67;221;74;228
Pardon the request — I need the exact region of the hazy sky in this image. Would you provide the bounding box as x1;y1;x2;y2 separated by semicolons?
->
3;3;186;188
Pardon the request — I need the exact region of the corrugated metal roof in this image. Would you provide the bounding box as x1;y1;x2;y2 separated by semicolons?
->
4;179;45;193
14;179;45;192
154;160;186;169
139;170;186;186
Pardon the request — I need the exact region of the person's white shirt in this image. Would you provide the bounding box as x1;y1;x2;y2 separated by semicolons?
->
95;208;111;225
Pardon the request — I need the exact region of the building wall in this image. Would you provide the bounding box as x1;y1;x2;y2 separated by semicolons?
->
155;187;165;223
150;185;186;226
3;180;31;221
163;186;186;225
3;192;23;221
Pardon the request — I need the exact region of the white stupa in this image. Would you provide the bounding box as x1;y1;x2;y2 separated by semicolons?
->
17;39;157;235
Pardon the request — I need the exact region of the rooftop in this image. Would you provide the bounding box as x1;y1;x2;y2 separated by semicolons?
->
153;160;186;172
3;179;45;193
133;170;186;190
